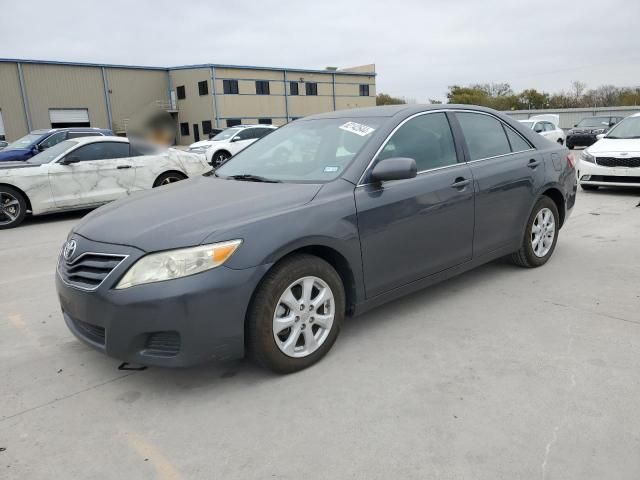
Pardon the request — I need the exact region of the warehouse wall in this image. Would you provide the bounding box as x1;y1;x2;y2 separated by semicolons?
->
169;68;215;144
106;68;169;133
21;63;109;130
0;63;28;140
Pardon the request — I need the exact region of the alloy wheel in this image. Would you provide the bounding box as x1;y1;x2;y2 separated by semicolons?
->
531;207;555;258
0;192;21;226
160;176;182;186
272;276;335;358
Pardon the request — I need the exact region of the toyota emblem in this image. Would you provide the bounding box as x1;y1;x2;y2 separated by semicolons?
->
63;240;77;262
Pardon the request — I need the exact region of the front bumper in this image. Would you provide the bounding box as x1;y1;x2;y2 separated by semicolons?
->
578;160;640;188
55;235;271;367
567;133;598;147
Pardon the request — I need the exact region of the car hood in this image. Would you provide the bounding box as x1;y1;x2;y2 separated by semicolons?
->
73;175;323;252
189;139;222;149
587;138;640;154
0;148;30;161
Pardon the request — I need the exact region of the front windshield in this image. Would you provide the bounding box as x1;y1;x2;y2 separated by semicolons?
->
212;128;241;141
27;140;77;165
4;133;41;150
215;118;383;182
520;121;534;129
606;116;640;139
577;117;610;128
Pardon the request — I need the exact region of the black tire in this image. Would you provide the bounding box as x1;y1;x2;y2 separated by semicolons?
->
153;171;187;187
566;142;573;150
581;184;599;191
211;151;231;168
510;196;560;268
246;254;345;373
0;185;27;229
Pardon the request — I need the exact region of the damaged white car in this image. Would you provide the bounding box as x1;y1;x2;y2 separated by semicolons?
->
0;136;210;228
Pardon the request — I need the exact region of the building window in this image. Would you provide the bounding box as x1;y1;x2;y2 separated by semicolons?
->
202;120;212;135
305;82;318;96
255;81;270;95
359;84;370;96
180;122;190;136
223;80;239;94
226;119;242;127
176;86;186;100
258;118;272;125
290;82;299;96
198;80;209;96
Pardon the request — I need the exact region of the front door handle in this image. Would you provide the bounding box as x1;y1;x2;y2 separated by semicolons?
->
527;159;541;169
450;177;470;189
117;165;132;170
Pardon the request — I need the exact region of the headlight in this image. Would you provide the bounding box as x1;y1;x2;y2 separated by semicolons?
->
116;240;242;289
591;129;605;134
581;151;596;163
189;147;206;154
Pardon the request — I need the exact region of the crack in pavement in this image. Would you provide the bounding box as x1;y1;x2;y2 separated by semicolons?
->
0;371;140;425
541;323;578;480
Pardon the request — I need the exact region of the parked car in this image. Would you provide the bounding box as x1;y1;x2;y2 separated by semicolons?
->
0;127;113;162
188;125;276;167
566;116;624;149
0;136;210;228
578;112;640;190
519;115;565;145
0;140;8;150
56;105;576;373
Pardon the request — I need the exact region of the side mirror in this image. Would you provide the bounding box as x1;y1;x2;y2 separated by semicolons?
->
370;157;417;183
61;155;80;165
596;134;606;140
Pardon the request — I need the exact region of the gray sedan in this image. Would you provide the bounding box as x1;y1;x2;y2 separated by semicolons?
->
56;105;577;373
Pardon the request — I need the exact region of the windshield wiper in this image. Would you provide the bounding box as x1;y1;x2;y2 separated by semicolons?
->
226;174;281;183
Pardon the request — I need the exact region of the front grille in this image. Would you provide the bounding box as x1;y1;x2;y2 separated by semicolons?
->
143;331;181;357
73;317;106;345
596;157;640;168
58;253;126;290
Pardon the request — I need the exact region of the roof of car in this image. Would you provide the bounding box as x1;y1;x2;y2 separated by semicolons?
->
66;135;128;145
233;124;276;129
302;104;501;120
31;127;111;134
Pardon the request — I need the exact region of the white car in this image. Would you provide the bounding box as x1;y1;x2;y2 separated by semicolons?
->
519;115;566;145
188;125;276;167
0;136;210;228
578;113;640;191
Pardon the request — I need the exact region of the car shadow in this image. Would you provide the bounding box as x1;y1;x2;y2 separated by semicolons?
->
22;209;93;227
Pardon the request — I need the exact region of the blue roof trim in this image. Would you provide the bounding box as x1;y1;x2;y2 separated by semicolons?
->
0;58;376;76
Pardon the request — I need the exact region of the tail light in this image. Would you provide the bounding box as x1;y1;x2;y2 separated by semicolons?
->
567;153;576;169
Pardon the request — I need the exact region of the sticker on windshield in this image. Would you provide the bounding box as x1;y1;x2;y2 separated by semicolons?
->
339;121;376;137
324;166;339;173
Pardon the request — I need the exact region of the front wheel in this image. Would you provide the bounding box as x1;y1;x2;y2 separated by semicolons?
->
510;196;559;268
566;142;573;150
0;186;27;229
211;151;230;168
247;254;345;373
153;171;187;187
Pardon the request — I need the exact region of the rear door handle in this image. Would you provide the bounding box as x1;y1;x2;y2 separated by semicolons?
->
528;159;541;169
450;177;470;189
117;165;132;170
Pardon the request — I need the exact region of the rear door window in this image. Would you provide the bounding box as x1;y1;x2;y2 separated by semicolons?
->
67;142;130;162
456;112;511;160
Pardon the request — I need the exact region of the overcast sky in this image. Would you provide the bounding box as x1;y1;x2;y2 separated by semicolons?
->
2;0;639;102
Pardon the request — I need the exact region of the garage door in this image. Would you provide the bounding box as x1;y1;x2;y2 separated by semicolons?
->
49;108;90;128
0;111;5;139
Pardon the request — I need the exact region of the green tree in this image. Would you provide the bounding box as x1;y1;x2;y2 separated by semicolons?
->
376;93;406;106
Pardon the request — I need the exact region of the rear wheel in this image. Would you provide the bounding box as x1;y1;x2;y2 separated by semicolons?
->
0;186;27;229
581;184;599;191
566;142;574;150
247;254;345;373
153;171;187;187
510;196;559;268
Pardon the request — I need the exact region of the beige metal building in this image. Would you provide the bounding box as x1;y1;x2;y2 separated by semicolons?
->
0;59;376;145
